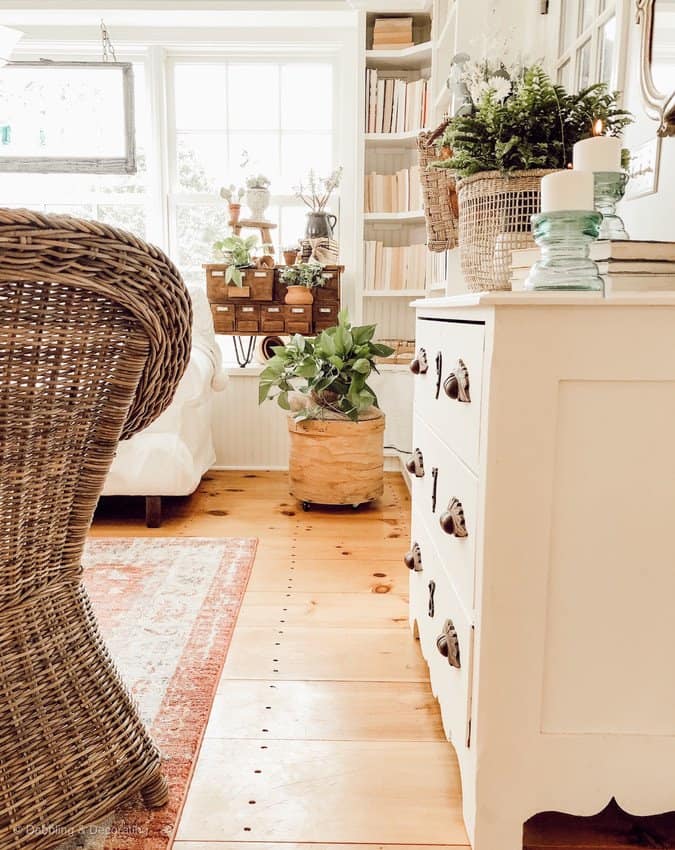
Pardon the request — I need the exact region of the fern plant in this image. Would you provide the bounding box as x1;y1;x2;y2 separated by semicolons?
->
437;65;633;177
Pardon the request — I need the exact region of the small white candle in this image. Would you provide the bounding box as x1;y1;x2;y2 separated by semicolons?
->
573;135;622;172
540;169;594;213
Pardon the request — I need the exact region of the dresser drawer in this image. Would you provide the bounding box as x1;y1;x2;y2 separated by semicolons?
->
412;317;485;472
427;561;474;750
285;304;312;334
407;511;474;748
410;414;478;612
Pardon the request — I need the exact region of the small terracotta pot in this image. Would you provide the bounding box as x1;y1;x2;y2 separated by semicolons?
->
284;250;299;266
285;286;314;305
228;203;241;225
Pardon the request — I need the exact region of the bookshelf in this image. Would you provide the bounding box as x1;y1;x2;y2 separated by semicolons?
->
357;7;433;340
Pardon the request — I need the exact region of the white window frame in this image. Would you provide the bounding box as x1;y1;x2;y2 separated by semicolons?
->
554;0;629;92
164;50;340;273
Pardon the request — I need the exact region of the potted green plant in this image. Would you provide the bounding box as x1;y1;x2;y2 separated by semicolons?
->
433;63;632;291
280;262;325;305
245;174;272;220
219;184;245;224
258;311;394;509
212;234;258;287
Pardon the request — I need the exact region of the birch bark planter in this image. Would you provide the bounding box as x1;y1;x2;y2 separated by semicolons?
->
287;408;385;508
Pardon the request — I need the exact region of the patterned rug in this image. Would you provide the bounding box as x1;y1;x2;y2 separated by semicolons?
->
57;537;256;850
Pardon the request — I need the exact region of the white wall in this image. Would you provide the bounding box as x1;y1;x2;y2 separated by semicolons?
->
213;364;413;469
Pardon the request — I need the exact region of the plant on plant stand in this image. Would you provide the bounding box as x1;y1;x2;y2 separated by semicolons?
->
212;234;258;287
280;262;325;305
258;311;395;509
432;62;633;291
219;184;245;224
245;173;272;220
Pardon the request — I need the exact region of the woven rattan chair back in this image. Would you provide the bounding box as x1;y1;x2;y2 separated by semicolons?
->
0;209;191;850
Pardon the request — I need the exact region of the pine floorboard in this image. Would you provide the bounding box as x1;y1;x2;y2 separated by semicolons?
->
93;471;675;850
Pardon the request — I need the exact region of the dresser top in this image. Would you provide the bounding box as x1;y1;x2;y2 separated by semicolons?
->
412;292;675;309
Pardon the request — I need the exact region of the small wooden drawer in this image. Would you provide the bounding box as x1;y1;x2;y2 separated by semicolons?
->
205;266;274;302
211;303;235;334
315;274;340;303
285;304;312;334
235;304;260;334
314;320;336;333
261;304;285;334
313;303;338;325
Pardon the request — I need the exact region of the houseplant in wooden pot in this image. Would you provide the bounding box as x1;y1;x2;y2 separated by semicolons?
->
258;311;394;509
434;63;632;291
211;233;274;300
281;262;325;305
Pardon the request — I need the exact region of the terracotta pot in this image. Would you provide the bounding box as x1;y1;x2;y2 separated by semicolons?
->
285;286;314;305
228;203;241;225
284;250;299;266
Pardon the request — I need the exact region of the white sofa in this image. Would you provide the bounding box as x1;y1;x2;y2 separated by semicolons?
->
102;288;227;526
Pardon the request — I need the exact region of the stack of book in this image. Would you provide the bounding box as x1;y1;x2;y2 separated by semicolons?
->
364;241;427;291
510;240;675;293
365;70;428;134
364;167;422;213
372;17;413;50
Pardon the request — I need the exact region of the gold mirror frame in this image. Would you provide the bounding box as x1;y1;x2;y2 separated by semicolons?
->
636;0;675;136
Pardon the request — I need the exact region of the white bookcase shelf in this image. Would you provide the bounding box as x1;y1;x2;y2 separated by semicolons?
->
364;130;424;148
365;41;433;69
364;210;425;222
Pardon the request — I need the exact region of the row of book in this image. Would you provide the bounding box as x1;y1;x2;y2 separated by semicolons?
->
364;167;423;213
365;70;428;135
372;16;414;50
364;241;427;291
511;240;675;293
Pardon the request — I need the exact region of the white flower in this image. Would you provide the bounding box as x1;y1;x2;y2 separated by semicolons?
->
488;76;512;102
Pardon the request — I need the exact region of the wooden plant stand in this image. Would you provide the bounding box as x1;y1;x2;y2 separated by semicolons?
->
229;218;277;246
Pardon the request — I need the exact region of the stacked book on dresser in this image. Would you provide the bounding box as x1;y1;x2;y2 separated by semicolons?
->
372;16;413;49
511;241;675;294
365;69;428;134
364;167;422;212
364;241;427;291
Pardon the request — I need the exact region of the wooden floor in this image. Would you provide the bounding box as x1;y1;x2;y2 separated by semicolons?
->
92;471;675;850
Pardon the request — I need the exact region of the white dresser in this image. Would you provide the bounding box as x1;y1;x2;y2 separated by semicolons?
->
406;292;675;849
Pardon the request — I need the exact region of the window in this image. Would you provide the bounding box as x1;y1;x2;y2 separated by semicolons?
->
169;58;335;287
0;63;150;237
556;0;619;90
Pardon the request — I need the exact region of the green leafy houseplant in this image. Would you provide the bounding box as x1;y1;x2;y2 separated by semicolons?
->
280;262;326;289
436;65;633;177
258;311;395;421
212;234;258;286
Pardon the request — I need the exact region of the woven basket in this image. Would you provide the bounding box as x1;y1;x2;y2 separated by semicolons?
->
456;169;555;291
417;120;458;253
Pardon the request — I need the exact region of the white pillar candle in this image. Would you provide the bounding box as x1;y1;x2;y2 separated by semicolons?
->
573;135;622;172
540;169;594;213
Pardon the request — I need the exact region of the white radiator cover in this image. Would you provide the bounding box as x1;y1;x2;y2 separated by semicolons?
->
212;364;413;470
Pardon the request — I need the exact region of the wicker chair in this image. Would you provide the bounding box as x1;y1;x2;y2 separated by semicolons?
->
0;209;192;850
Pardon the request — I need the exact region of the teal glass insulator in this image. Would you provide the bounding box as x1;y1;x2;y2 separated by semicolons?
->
594;171;629;240
524;211;604;292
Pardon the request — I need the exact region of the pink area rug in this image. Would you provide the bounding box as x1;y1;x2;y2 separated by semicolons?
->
57;537;256;850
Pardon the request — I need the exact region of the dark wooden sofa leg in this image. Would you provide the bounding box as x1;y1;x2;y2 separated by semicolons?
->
145;496;162;528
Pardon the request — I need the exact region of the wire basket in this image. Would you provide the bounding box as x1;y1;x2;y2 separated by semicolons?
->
417;120;459;253
456;169;555;291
